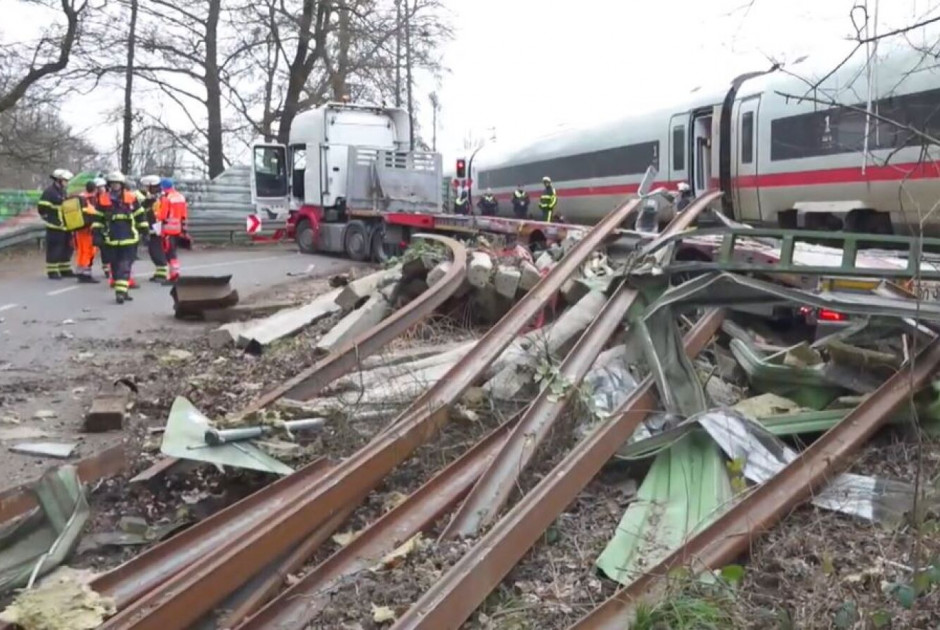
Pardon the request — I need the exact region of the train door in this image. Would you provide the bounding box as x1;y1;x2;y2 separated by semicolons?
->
668;115;689;188
689;109;714;196
733;96;762;222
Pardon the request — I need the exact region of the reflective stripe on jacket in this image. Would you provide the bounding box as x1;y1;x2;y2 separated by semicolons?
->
538;186;557;211
94;189;147;246
38;184;67;230
158;189;188;235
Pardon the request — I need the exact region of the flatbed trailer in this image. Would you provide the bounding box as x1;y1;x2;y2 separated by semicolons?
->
249;207;588;263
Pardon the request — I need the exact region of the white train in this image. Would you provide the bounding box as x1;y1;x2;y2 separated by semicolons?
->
467;39;940;235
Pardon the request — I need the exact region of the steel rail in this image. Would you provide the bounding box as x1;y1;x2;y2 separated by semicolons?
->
100;198;643;630
391;308;726;630
92;457;332;609
570;332;940;629
238;419;516;630
442;282;639;537
218;496;362;628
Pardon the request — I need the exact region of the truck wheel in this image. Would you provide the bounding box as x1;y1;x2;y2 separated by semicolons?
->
296;219;317;254
344;220;370;261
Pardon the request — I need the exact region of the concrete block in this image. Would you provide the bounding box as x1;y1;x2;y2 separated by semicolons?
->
467;252;494;288
209;322;249;350
519;261;542;291
535;251;555;271
84;384;130;432
316;292;390;354
238;288;342;354
494;265;522;299
336;266;402;312
427;261;451;287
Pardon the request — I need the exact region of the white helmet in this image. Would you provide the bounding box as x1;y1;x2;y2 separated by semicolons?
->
51;169;74;181
542;176;552;184
93;177;107;188
140;175;161;187
677;182;691;192
106;171;126;184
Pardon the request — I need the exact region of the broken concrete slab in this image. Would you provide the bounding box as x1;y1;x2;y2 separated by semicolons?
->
10;442;77;458
336;267;402;312
209;322;250;350
171;275;239;319
485;291;609;400
494;265;522;298
238;287;342;354
427;261;451;287
315;291;390;355
331;340;476;392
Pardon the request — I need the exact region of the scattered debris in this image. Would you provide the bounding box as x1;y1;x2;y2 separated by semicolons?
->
83;381;134;433
9;442;77;459
32;409;57;421
0;567;115;630
170;275;239;319
0;465;88;594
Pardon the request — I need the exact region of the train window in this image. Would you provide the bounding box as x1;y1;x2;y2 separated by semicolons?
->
741;112;754;164
672;126;685;171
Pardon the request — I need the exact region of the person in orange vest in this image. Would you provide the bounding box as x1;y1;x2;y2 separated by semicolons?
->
92;172;148;304
137;175;169;282
156;177;188;283
74;180;103;283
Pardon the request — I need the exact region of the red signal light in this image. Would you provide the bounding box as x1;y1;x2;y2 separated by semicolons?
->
456;159;467;178
817;308;847;322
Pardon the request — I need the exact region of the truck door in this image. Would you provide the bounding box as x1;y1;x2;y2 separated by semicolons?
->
668;114;689;188
733;96;761;222
251;143;290;214
320;144;350;208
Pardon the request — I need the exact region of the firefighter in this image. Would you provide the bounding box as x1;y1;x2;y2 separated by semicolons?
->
92;177;114;283
477;188;499;216
453;189;470;215
93;172;148;304
38;169;75;279
538;176;557;223
156;177;188;283
137;175;169;282
74;181;102;283
511;184;530;219
676;181;694;212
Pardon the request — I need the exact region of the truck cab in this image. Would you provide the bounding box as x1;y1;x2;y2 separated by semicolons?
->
250;102;443;260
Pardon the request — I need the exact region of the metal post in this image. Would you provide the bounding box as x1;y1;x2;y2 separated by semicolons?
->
429;92;439;152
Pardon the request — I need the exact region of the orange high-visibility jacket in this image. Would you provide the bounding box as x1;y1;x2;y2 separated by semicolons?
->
156;189;188;236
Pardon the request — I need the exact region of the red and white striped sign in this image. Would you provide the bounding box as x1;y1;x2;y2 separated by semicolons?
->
246;214;262;234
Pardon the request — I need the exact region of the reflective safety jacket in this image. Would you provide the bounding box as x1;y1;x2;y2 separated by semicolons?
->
137;189;162;227
477;194;498;216
38;184;67;230
539;185;558;222
156;188;188;236
93;190;147;246
454;194;469;214
512;189;530;210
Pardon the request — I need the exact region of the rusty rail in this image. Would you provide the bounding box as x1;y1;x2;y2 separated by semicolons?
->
391;309;726;630
238;419;517;630
100;198;643;630
570;332;940;629
92;457;332;609
442;282;640;537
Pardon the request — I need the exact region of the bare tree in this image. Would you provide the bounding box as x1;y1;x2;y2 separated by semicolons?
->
0;0;89;113
121;0;139;173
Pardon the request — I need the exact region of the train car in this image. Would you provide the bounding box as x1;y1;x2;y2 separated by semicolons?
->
470;38;940;235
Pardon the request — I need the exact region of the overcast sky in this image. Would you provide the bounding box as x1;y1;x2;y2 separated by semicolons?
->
2;0;937;171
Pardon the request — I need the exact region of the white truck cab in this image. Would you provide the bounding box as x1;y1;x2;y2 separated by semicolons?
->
251;102;442;220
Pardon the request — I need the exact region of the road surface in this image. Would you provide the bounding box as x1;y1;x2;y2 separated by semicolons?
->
0;245;355;367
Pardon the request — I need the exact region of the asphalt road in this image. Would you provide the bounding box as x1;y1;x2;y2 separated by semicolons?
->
0;244;354;370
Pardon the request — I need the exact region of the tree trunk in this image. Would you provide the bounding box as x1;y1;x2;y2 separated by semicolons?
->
276;0;331;145
204;0;224;178
405;0;414;149
330;3;351;100
121;0;139;174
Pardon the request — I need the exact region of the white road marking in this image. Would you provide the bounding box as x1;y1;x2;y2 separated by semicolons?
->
47;285;80;296
185;255;297;272
0;303;18;312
